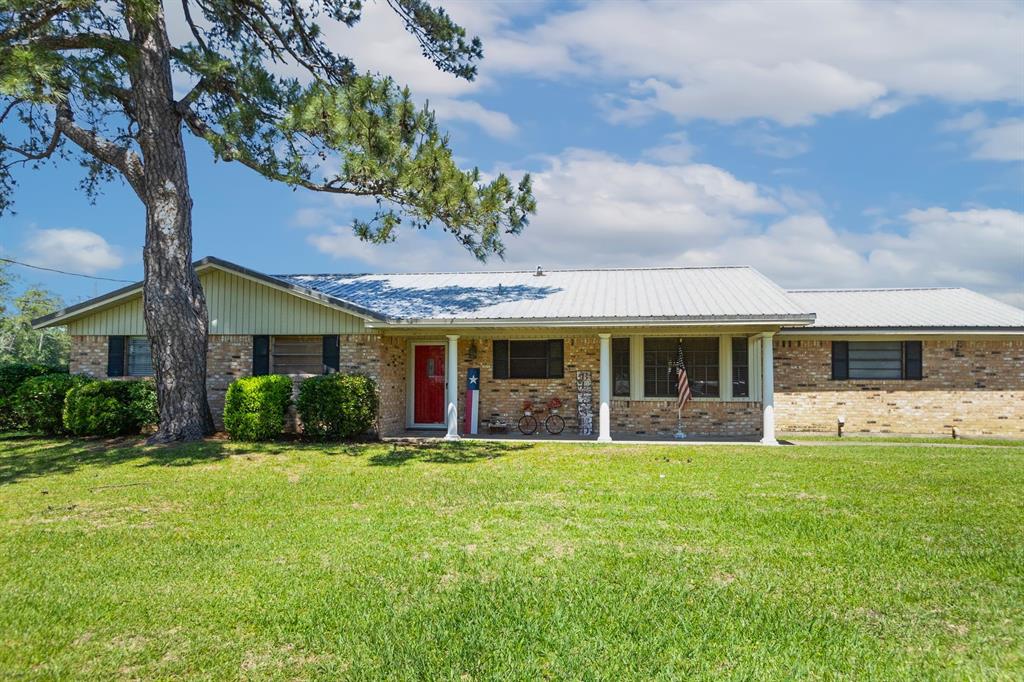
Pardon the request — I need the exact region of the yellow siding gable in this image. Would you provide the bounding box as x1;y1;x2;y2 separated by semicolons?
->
67;268;368;335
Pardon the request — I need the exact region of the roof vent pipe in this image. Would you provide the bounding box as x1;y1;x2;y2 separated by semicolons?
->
535;265;544;277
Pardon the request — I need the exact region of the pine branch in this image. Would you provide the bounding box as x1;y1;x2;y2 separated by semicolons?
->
54;103;145;196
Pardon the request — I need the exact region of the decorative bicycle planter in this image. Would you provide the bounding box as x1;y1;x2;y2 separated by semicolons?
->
518;398;566;435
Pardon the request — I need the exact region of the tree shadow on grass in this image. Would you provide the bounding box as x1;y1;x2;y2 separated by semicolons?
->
0;435;245;486
0;434;531;485
367;440;532;467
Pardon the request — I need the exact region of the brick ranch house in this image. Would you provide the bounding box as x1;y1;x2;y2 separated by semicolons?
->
34;257;1024;442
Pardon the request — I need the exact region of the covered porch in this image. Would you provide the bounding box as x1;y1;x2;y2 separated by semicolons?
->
397;329;782;445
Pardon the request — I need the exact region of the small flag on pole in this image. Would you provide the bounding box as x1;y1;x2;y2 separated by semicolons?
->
676;343;692;413
674;341;690;439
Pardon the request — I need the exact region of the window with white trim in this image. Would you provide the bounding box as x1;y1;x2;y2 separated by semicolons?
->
731;337;749;398
612;338;630;397
643;337;719;398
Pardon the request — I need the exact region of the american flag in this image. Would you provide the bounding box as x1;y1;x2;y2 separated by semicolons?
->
675;341;691;412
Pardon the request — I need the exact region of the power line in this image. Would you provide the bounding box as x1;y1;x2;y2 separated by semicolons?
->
0;257;136;284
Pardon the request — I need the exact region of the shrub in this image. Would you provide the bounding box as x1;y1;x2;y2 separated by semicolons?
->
0;363;66;431
15;374;93;435
223;375;293;441
63;380;159;437
297;373;378;440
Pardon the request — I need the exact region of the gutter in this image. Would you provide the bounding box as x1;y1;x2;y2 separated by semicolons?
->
778;327;1024;336
367;314;817;329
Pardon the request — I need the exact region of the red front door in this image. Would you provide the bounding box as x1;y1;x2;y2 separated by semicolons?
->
414;345;446;425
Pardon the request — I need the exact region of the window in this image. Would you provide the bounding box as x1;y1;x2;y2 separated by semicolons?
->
612;338;630;397
643;337;720;398
492;340;563;379
271;335;323;375
831;341;923;380
732;337;749;398
126;337;154;377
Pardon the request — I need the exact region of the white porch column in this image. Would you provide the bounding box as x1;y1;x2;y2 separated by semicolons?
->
598;333;612;442
760;332;778;445
444;334;460;441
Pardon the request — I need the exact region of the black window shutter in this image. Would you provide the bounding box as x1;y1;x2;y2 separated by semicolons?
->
547;340;564;378
322;335;340;374
107;335;126;377
253;335;270;376
831;341;849;380
493;340;509;379
903;341;923;380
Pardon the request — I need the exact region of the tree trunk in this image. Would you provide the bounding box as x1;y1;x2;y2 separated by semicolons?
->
127;4;214;443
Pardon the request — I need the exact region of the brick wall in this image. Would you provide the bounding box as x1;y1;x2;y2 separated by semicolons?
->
453;335;597;434
774;338;1024;437
206;335;252;427
72;334;251;429
71;333;1024;439
337;334;407;437
69;335;108;378
451;335;762;438
610;399;762;438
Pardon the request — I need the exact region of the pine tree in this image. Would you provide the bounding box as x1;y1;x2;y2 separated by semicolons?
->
1;0;535;442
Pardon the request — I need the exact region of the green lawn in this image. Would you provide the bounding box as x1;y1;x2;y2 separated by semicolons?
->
1;436;1022;680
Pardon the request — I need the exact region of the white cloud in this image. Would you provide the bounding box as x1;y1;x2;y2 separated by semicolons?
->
937;112;1024;161
643;132;696;164
306;148;783;268
303;148;1024;306
165;0;521;139
681;208;1024;305
969;118;1024;161
938;109;988;132
311;1;521;139
23;229;124;274
428;98;518;139
606;63;885;126
733;125;810;159
486;0;1024;125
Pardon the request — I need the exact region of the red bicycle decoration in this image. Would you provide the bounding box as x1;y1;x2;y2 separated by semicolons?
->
518;398;566;435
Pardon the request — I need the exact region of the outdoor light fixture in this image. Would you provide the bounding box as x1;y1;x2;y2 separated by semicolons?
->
837;415;846;438
467;341;478;360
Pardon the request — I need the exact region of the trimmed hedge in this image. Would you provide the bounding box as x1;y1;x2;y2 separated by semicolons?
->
15;374;93;435
0;363;66;431
223;375;293;441
63;380;159;437
297;373;378;440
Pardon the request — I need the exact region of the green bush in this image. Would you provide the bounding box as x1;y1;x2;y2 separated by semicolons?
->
223;375;293;441
0;363;66;431
63;380;159;437
297;373;378;440
15;374;93;435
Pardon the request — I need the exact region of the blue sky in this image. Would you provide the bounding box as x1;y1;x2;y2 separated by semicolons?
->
2;0;1023;306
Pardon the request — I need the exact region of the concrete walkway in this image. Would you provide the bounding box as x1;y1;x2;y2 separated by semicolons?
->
787;439;1022;449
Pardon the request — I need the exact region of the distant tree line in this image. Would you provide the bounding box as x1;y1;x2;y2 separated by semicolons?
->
0;262;68;367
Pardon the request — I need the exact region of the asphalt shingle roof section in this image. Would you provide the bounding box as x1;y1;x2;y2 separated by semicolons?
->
786;288;1024;330
275;266;816;324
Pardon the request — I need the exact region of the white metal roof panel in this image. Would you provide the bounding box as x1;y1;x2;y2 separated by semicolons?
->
786;288;1024;330
276;266;814;324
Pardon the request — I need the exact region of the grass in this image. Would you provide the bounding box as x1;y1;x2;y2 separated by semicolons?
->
1;436;1022;680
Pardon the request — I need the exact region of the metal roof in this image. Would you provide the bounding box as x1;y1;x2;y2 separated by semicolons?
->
276;265;815;325
33;256;1023;333
785;288;1024;331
